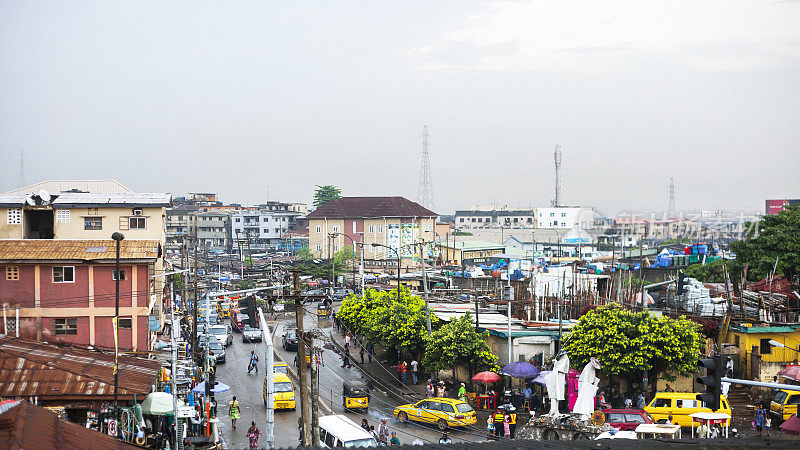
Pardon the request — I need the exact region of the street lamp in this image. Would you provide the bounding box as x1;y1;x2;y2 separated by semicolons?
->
111;231;124;429
329;232;357;291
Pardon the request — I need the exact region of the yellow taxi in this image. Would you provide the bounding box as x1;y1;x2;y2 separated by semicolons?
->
770;389;800;422
394;397;476;430
263;373;296;410
273;362;289;375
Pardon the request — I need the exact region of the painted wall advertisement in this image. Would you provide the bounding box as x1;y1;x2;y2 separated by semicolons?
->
387;223;420;258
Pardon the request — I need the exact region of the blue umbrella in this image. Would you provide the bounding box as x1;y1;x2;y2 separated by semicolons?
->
501;361;539;379
192;381;231;395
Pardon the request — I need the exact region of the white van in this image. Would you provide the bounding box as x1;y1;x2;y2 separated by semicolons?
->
318;415;377;448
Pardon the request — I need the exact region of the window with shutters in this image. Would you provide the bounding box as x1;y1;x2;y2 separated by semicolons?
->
6;266;19;280
56;209;71;223
54;318;78;335
369;224;375;233
7;208;21;225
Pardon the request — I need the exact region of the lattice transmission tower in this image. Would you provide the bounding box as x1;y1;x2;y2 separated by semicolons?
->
668;177;676;217
552;145;562;207
416;125;435;210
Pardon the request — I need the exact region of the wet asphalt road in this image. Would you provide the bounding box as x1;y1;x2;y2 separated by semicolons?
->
213;311;484;449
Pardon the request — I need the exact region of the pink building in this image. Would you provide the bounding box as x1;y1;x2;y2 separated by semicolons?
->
0;240;160;351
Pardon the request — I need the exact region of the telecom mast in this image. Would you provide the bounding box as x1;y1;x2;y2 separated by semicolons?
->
417;125;435;210
668;177;676;218
553;145;562;207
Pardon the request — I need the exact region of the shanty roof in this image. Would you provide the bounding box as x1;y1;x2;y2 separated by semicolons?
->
436;240;506;251
0;192;171;207
306;197;436;219
0;400;139;449
0;337;160;401
4;179;133;195
0;240;160;262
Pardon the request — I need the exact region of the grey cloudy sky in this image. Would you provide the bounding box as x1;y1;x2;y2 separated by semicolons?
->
2;1;799;216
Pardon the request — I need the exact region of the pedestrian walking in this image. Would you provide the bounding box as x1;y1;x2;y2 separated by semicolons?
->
458;383;467;402
492;408;504;438
401;361;408;385
246;421;262;450
396;362;403;387
509;407;517;439
439;432;451;444
367;342;373;362
228;396;240;429
248;350;259;374
344;331;351;351
342;348;351;368
390;431;400;445
378;418;389;445
624;396;632;409
486;416;495;439
426;380;434;398
754;404;766;436
369;426;378;441
503;414;511;438
361;418;370;432
410;359;418;384
437;381;447;398
637;391;646;409
359;344;365;364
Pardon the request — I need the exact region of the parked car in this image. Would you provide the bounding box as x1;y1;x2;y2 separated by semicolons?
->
305;289;326;297
208;324;233;347
208;338;225;363
602;409;653;431
333;288;354;300
242;325;262;343
232;313;249;333
282;330;298;351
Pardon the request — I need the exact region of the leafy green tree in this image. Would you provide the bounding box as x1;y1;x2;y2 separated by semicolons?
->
731;204;800;283
682;259;728;283
313;185;342;209
295;245;355;279
423;313;498;375
562;304;703;382
234;279;254;290
337;288;436;357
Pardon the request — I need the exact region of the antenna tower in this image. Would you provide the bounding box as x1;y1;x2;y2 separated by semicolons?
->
668;177;676;218
553;145;562;207
17;149;24;188
417;125;435;210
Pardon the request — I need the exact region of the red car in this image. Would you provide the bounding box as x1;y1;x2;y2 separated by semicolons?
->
602;409;653;431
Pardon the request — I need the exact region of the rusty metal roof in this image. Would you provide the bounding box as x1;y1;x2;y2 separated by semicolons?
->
0;337;160;400
0;240;160;262
0;400;139;449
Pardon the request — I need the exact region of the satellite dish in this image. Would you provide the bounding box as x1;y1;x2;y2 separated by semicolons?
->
39;189;51;204
26;196;36;206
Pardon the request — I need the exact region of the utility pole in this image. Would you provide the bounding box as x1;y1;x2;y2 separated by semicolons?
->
420;239;431;335
192;239;199;373
309;333;320;446
111;232;124;427
293;272;311;446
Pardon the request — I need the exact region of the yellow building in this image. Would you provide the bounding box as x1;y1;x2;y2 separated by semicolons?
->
307;197;436;272
726;324;800;380
435;241;508;266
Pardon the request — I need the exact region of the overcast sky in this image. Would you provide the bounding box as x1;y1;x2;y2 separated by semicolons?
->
1;1;799;216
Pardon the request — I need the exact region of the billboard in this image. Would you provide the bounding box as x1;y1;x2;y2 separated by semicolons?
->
387;223;420;258
766;199;800;215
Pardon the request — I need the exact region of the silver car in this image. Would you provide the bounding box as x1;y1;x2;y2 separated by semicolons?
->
242;325;262;343
209;324;233;347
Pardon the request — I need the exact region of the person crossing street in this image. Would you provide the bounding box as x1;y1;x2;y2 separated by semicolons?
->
247;350;259;374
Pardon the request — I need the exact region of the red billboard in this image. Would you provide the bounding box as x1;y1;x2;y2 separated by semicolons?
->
766;199;800;215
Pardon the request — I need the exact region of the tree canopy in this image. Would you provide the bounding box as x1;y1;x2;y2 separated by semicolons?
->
313;185;342;209
562;304;703;381
423;312;498;375
294;245;355;279
337;288;436;357
730;204;800;283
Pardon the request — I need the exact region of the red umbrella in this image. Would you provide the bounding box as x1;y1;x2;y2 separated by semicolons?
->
779;365;800;382
472;371;501;383
780;414;800;435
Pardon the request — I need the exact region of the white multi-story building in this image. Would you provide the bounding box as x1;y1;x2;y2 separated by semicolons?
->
536;206;595;229
230;210;301;249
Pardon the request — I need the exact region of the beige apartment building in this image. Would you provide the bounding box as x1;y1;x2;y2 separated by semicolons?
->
307;197;436;272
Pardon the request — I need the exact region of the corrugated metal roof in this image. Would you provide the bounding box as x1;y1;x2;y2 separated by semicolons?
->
0;400;139;449
0;337;160;400
0;240;160;261
0;192;171;207
3;179;133;195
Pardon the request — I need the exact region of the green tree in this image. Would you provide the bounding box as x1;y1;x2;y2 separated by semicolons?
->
313;185;342;209
234;279;254;290
682;259;728;283
295;245;355;279
423;313;498;375
562;304;703;382
337;288;436;357
731;204;800;283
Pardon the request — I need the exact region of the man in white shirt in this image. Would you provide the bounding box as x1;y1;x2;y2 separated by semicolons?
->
410;360;419;384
